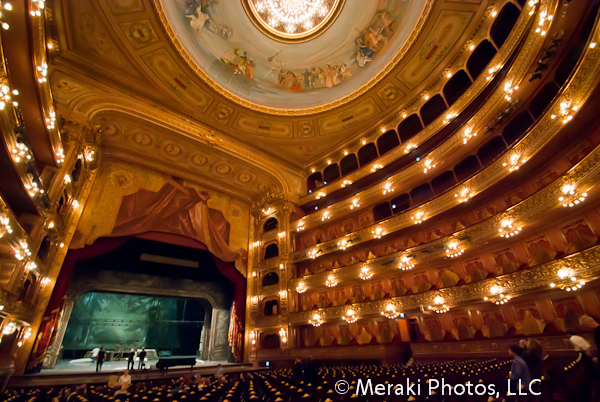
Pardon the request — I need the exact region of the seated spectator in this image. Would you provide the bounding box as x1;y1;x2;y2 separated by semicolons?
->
114;384;129;396
117;369;132;387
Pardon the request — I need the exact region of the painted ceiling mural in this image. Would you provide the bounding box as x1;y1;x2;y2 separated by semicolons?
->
161;0;427;110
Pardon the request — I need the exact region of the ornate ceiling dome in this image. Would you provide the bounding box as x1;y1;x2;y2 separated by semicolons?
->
158;0;429;113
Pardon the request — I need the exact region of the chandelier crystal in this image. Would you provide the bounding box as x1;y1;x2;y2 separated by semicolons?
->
247;0;342;42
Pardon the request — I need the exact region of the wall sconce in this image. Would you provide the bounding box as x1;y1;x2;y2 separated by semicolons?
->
2;322;15;335
341;179;352;188
423;159;436;173
0;213;13;238
381;303;401;319
350;198;360;209
503;154;524;172
359;266;373;280
372;227;384;239
550;268;585;291
297;224;305;232
308;248;321;259
55;147;65;164
503;82;519;101
454;187;474;203
325;275;337;287
383;182;394;195
262;206;273;215
25;261;37;271
338;238;350;250
551;101;577;124
371;163;383;172
535;10;552;36
428;296;449;313
15;239;32;261
498;219;522;238
278;232;286;239
484;285;511;305
321;211;331;221
405;143;416;153
443;113;456;124
316;191;326;200
398;255;415;271
279;328;287;344
559;184;587;207
296;282;307;293
462;128;477;144
309;313;323;327
250;330;258;345
411;211;426;224
446;241;464;258
343;308;359;323
11;142;32;163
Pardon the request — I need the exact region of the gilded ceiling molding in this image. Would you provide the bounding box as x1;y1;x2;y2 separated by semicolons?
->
286;140;600;292
299;1;541;195
64;92;304;200
272;244;600;326
288;14;600;260
151;0;436;116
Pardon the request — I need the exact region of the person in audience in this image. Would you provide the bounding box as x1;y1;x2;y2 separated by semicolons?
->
138;347;147;370
304;356;318;385
214;363;224;382
521;339;544;394
570;333;597;401
96;346;105;372
118;369;132;387
508;344;531;399
292;357;303;385
580;315;600;357
113;384;129;396
127;348;135;370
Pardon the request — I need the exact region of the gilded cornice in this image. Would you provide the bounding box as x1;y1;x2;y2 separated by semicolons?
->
152;0;436;116
287;141;600;291
272;244;600;326
287;9;600;263
295;0;550;220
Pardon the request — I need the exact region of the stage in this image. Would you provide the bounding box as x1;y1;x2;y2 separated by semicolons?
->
8;359;255;388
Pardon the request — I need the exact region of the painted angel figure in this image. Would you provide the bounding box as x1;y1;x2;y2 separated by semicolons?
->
186;6;209;35
263;53;286;81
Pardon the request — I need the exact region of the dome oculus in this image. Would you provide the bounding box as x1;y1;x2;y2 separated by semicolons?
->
244;0;344;42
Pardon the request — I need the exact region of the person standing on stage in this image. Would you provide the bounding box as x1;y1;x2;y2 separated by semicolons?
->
91;347;100;364
127;348;135;371
96;346;105;372
138;347;147;370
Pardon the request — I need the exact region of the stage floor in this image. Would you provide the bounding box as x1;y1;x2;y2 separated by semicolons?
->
35;358;229;375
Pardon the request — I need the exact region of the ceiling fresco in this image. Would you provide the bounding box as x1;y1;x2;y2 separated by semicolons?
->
160;0;427;110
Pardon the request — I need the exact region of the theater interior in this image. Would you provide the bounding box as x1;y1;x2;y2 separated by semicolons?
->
1;0;600;400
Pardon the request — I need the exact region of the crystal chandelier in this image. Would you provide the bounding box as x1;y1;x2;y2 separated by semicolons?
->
398;255;415;271
325;274;337;287
296;282;307;293
309;312;323;327
483;285;512;305
550;268;585;291
428;296;449;313
359;266;373;281
381;303;401;319
342;308;358;323
247;0;342;41
559;184;587;208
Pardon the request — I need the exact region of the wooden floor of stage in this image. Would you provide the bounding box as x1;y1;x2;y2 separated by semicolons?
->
8;359;256;388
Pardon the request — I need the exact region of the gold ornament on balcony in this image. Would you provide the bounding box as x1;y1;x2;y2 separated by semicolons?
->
550;268;585;291
296;282;307;293
359;266;373;281
498;219;522;238
309;313;323;327
484;285;512;305
445;241;464;258
381;303;401;319
342;308;358;324
559;184;587;207
325;275;337;287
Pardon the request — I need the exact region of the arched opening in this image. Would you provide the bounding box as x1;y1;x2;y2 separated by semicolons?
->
263;217;278;233
357;143;379;166
261;333;281;349
262;272;279;287
263;299;279;316
340;154;359;176
264;243;279;260
307;172;323;193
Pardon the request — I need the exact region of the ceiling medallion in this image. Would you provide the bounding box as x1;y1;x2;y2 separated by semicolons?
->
243;0;345;43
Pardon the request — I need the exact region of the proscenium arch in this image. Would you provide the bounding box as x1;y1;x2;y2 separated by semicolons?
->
66;93;301;196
